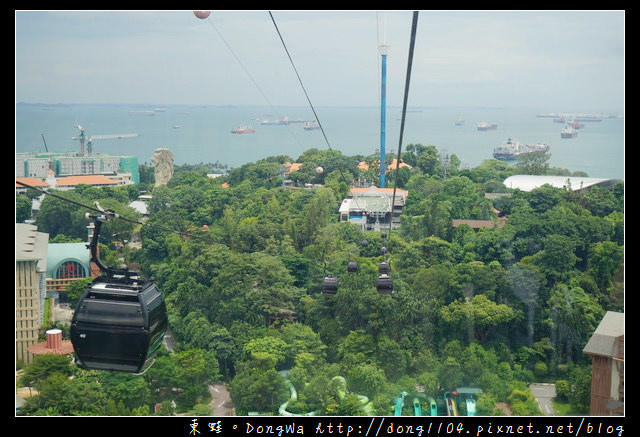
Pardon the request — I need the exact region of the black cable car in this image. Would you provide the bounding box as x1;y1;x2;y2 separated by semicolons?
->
321;275;338;295
347;260;358;273
70;210;168;374
376;274;393;294
378;261;390;275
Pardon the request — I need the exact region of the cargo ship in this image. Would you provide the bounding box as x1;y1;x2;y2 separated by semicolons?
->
493;138;550;160
231;126;255;134
561;126;578;138
303;120;320;130
477;122;497;131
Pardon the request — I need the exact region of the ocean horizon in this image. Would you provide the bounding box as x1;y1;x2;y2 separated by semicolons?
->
16;103;624;180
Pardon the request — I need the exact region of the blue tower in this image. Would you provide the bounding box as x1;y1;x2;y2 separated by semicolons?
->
379;42;389;188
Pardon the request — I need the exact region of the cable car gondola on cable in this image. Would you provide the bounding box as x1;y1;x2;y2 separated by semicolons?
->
321;274;338;295
70;209;168;374
376;273;393;294
347;260;358;273
378;261;390;275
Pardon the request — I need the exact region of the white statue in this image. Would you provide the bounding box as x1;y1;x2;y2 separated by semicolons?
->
151;148;174;187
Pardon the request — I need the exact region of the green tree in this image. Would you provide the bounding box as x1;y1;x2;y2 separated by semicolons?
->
173;348;220;408
526;234;580;284
278;323;327;368
297;187;337;249
459;343;498;384
506;263;544;346
588;240;623;292
99;372;152;410
65;277;92;308
18;354;73;389
438;357;464;391
35;191;85;239
416;371;439;396
440;294;517;343
507;386;542;415
243;336;288;367
546;284;604;362
230;366;288;415
334;393;367;416
404;144;440;175
16;195;32;222
144;354;181;399
442;175;480;219
347;362;387;399
515;152;550;175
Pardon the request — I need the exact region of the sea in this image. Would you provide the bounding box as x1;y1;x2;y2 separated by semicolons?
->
16;103;624;180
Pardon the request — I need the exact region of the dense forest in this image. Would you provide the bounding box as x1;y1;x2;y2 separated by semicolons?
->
16;145;624;416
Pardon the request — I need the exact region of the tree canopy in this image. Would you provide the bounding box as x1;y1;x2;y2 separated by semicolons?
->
20;148;623;416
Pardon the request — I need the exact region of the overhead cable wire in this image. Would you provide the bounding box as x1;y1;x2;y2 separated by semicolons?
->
201;13;307;151
388;11;419;238
268;11;334;152
268;11;368;212
16;180;204;240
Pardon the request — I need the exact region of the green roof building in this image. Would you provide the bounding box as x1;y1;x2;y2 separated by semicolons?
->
46;242;91;280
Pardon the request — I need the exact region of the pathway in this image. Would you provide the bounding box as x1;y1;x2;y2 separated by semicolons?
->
530;383;556;415
209;383;234;416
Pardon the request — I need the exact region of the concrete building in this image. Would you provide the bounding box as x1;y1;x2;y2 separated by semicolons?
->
583;311;624;416
16;151;140;184
15;224;49;365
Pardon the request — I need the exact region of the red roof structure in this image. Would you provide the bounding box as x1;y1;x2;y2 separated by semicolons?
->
16;178;50;189
55;175;118;187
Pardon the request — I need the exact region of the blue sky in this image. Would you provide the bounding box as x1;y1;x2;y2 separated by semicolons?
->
15;10;625;112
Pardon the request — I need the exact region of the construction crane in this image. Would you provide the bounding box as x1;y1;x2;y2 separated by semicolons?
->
72;125;139;156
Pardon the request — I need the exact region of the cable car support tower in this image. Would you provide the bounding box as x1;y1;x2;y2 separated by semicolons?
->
379;18;390;188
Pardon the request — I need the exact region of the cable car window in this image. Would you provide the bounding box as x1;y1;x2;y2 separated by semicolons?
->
74;299;144;326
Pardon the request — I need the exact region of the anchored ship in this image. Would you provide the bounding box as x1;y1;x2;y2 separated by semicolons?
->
231;126;255;134
493;138;550;160
561;126;578;138
477;122;498;131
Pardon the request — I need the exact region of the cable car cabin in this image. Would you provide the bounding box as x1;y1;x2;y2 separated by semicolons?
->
376;274;393;294
347;260;358;273
378;261;390;274
321;275;338;295
70;276;168;374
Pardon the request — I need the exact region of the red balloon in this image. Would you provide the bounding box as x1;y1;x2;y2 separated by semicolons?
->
193;11;211;19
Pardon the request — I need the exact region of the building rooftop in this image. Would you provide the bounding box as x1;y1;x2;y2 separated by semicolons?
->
349;186;409;198
283;163;303;174
16;178;50;189
583;311;624;358
55;175;119;187
357;158;412;171
16;224;48;268
341;196;390;214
